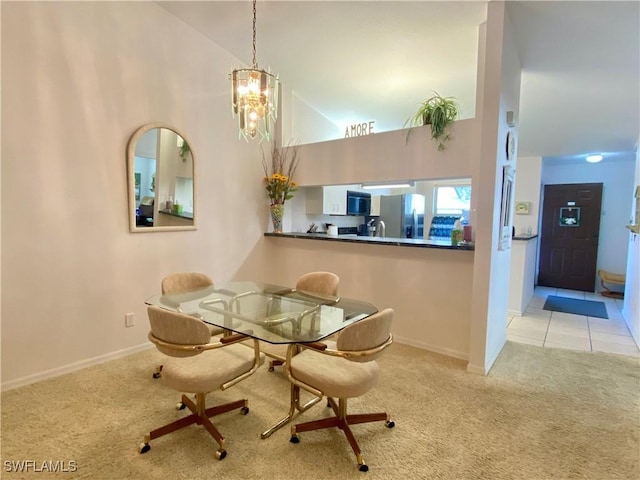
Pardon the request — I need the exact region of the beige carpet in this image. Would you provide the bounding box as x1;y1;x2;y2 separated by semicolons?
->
1;342;638;479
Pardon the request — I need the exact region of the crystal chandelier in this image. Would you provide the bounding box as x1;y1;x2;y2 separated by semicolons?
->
231;0;279;142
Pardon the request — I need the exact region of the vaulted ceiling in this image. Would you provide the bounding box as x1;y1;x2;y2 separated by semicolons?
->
158;1;639;164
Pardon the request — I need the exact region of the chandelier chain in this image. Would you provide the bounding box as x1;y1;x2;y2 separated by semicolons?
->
252;0;257;68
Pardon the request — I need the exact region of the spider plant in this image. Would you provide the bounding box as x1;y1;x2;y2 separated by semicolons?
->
179;141;191;161
405;92;460;151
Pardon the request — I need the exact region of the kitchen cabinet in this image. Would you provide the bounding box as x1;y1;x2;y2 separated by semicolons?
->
306;185;357;215
369;195;381;216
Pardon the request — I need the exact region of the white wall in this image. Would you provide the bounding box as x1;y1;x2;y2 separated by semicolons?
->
288;92;340;144
541;156;635;276
622;142;640;344
1;2;268;387
513;156;542;235
468;2;522;374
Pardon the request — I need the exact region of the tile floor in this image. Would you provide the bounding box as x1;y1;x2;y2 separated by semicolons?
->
507;286;640;358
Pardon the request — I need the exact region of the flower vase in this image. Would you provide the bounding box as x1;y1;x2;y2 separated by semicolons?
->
270;204;284;233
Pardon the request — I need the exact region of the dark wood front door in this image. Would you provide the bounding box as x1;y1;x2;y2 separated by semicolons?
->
538;183;603;292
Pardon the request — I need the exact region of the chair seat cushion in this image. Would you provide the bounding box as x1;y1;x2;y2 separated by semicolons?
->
162;344;262;394
290;344;379;398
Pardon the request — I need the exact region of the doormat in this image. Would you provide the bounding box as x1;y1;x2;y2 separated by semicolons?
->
543;295;608;319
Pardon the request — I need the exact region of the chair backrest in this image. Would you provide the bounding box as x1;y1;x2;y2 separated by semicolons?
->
296;271;340;297
161;272;213;294
147;306;211;357
337;308;394;362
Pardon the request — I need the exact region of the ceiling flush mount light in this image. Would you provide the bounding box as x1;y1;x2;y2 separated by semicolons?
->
231;0;279;142
586;154;603;163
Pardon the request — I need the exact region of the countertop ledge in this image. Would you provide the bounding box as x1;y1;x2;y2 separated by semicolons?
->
512;234;538;241
159;209;194;220
265;232;475;250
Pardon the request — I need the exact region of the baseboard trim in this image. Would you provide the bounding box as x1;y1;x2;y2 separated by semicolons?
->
466;339;506;376
507;308;523;316
3;337;473;391
1;343;153;392
393;335;469;362
466;363;487;375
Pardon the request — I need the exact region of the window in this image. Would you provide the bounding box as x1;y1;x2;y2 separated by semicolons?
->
434;185;471;215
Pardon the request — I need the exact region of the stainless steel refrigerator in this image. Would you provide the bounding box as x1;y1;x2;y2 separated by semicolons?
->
378;194;426;238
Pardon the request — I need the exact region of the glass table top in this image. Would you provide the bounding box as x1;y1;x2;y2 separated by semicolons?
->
145;281;377;344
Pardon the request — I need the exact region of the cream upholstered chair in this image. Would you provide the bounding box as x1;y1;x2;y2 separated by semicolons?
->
285;308;395;472
140;306;263;460
161;272;215;295
295;271;340;300
153;272;225;379
264;271;340;371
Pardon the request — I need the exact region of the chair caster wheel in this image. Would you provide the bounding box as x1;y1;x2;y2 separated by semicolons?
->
215;449;227;460
268;366;275;372
139;443;150;454
358;464;369;472
326;401;331;408
176;402;186;410
240;406;250;415
290;434;300;444
385;420;395;428
152;372;161;379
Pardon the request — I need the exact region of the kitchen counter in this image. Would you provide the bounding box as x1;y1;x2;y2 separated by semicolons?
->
265;232;474;250
159;209;193;220
512;234;538;241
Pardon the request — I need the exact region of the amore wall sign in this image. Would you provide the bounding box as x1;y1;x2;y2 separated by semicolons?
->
344;121;375;138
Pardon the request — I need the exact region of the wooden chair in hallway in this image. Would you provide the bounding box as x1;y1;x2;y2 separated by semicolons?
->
598;269;625;300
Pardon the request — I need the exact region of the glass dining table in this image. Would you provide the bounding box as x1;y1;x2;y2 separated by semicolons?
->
145;280;378;438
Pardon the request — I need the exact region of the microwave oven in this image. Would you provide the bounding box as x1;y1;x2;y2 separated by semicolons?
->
346;191;371;216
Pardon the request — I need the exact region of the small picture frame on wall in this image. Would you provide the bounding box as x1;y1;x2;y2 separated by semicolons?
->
515;201;529;215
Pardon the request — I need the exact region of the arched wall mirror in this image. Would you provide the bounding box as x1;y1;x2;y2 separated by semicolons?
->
127;123;197;232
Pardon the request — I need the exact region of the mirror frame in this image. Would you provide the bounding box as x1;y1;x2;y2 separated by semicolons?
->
127;122;197;233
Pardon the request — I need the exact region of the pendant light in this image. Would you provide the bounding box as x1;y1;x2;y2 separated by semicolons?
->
231;0;279;142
